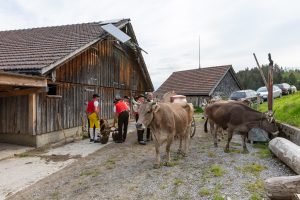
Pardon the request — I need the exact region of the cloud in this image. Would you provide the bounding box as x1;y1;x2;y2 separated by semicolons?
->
1;0;300;90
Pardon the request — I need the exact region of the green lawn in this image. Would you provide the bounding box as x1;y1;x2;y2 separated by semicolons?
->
258;91;300;127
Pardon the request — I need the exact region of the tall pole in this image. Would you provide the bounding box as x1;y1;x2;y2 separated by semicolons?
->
199;35;201;69
253;53;268;88
268;53;273;113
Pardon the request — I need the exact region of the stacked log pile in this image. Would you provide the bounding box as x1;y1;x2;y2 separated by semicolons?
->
265;137;300;199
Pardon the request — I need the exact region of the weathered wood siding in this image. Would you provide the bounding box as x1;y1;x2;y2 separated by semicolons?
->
212;71;241;98
0;36;150;135
0;95;29;134
34;37;148;134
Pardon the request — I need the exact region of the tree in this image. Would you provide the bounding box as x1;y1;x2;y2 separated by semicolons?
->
288;73;297;85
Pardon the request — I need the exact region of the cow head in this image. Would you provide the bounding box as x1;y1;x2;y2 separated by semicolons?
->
136;102;159;130
262;112;279;136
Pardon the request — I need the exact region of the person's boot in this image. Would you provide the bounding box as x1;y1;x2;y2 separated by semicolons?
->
137;130;146;145
89;128;94;142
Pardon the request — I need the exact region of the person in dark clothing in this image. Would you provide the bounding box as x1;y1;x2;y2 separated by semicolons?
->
114;96;129;143
132;94;146;145
145;92;154;142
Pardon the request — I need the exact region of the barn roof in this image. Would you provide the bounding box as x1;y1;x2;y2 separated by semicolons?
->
155;65;241;96
0;19;153;90
0;20;120;72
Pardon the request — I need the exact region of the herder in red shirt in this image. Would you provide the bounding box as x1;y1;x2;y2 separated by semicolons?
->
114;96;129;143
86;94;101;143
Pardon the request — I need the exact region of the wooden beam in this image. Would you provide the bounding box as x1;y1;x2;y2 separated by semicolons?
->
0;87;47;97
28;94;37;135
0;72;47;87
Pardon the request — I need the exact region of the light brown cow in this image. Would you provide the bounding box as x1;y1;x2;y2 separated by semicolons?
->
136;102;194;168
204;102;278;152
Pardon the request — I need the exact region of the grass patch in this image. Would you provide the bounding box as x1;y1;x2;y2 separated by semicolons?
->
14;152;30;157
250;192;263;200
252;143;268;149
167;161;180;167
104;159;116;169
207;151;216;157
160;184;167;190
246;179;264;192
229;148;244;154
237;163;267;175
174;178;184;186
256;149;272;158
80;169;101;177
210;165;226;177
231;142;242;146
258;91;300;127
194;106;203;113
213;194;225;200
199;187;210;196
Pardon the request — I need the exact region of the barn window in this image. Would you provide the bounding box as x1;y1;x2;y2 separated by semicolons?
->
48;84;57;95
46;84;62;98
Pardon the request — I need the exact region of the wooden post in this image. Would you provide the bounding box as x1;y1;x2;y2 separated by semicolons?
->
268;53;273;113
28;94;37;135
253;53;268;88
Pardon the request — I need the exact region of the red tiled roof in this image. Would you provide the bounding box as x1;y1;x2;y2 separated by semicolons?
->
0;19;128;73
155;65;235;96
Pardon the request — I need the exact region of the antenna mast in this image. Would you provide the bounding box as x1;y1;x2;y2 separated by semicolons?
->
198;35;201;69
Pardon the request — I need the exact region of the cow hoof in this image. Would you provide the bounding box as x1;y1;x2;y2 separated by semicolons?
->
214;143;218;148
177;149;182;154
181;152;187;157
164;162;170;167
224;148;229;153
153;163;160;169
242;149;249;154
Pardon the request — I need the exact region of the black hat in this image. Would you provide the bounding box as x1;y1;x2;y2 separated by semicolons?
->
93;94;100;98
123;96;130;99
137;94;145;99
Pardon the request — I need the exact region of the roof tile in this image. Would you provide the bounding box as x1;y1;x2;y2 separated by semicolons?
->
0;20;127;72
155;65;232;96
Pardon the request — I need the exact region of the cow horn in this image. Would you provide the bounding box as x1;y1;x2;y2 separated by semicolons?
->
271;131;279;137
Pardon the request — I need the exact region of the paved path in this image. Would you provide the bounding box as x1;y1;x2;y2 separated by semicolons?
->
0;123;136;200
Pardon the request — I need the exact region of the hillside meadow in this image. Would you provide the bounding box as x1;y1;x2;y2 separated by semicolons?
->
258;91;300;127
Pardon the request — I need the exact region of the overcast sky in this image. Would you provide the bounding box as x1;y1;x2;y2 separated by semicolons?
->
1;0;300;89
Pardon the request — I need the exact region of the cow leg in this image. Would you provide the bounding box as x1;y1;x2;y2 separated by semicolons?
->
165;134;174;166
182;126;191;157
153;132;161;168
224;128;233;153
177;136;182;154
213;124;218;148
241;133;249;153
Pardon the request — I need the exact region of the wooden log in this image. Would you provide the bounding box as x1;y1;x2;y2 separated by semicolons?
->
269;137;300;175
265;175;300;200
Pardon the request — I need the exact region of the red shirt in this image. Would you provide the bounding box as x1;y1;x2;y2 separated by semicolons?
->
115;101;128;114
86;99;99;113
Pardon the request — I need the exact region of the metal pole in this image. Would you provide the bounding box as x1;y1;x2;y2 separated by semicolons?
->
199;35;201;69
268;53;273;113
253;53;268;88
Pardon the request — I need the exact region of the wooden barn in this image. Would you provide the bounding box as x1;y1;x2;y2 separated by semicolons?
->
0;19;153;147
155;65;241;106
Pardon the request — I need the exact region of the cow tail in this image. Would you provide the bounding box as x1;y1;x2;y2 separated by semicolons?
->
204;117;208;133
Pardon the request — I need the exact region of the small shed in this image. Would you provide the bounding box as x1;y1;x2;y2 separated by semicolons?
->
0;19;153;147
155;65;242;106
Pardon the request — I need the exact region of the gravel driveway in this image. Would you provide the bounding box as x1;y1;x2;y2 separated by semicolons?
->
8;117;295;200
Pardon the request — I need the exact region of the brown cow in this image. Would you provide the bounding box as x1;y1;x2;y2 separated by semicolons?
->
136;102;194;168
202;99;251;142
204;102;278;152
